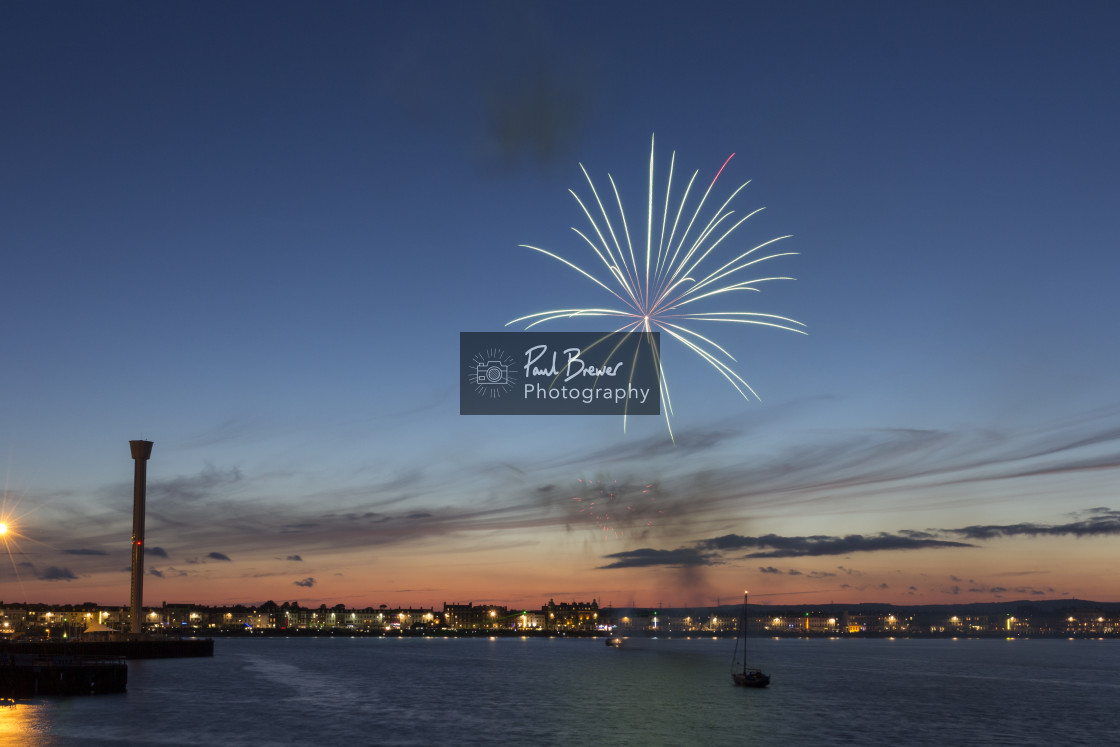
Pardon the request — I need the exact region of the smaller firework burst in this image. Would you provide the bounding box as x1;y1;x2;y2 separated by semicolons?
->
570;477;664;540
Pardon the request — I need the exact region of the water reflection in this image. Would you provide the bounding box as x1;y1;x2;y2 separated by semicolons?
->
3;638;1118;745
0;699;57;745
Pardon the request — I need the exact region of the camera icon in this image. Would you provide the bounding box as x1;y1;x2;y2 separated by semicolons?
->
477;361;510;386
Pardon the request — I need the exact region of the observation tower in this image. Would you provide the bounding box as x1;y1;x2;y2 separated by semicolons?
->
128;440;153;637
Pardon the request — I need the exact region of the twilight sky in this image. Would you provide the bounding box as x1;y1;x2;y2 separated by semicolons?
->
2;1;1118;609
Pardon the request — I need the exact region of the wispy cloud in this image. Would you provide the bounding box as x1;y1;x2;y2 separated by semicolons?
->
945;509;1120;540
700;532;975;558
598;509;1120;570
599;548;718;569
294;577;316;588
38;566;78;581
147;465;244;504
21;406;1120;593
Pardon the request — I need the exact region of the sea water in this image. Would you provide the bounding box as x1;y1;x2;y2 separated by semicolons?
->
4;636;1118;745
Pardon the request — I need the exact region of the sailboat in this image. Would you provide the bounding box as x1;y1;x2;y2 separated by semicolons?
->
731;590;770;688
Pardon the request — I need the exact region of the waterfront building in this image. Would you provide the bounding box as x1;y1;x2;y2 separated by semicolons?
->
442;603;509;630
511;610;548;630
542;599;599;631
1065;608;1115;635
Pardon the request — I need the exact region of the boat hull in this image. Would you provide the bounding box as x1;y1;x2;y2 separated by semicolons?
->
732;669;771;688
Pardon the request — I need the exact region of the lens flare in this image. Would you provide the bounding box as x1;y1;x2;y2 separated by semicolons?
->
509;135;805;437
1;478;46;595
0;514;25;589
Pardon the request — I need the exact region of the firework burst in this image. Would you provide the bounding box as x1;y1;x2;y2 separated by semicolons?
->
509;135;805;436
569;477;663;541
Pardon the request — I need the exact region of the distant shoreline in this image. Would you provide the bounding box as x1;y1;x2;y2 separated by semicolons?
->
197;628;1120;641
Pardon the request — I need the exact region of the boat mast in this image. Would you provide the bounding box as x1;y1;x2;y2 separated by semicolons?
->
742;590;749;673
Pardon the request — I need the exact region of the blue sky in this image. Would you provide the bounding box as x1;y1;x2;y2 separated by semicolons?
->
2;1;1118;607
